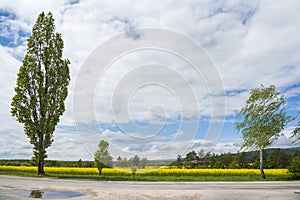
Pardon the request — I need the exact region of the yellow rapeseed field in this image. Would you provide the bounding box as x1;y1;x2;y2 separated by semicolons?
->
0;166;289;176
144;168;288;176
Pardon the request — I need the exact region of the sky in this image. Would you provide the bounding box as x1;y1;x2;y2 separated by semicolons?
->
0;0;300;161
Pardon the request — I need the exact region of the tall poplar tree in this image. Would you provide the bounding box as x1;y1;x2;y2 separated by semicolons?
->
11;12;70;175
236;85;292;179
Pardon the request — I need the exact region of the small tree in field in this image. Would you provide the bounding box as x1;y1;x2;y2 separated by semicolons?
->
140;158;148;169
132;155;140;168
94;140;113;175
11;12;70;175
236;85;292;179
175;155;183;169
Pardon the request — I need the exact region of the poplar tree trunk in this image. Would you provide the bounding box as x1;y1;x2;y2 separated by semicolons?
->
38;136;45;175
98;168;102;176
38;160;45;175
260;148;266;179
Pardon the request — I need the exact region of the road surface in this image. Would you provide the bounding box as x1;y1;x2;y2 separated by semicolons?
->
0;175;299;199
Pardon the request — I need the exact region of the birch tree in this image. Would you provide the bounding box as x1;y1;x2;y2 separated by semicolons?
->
236;85;292;179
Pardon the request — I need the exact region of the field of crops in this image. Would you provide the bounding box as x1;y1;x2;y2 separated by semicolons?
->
0;166;289;177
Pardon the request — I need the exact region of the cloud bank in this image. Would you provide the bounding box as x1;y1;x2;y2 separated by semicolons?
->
0;0;299;160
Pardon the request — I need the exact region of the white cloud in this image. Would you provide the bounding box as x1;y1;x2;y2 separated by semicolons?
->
48;132;91;160
0;0;299;160
212;0;300;92
272;127;300;148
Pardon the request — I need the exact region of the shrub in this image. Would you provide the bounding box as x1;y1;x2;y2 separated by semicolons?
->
288;156;300;177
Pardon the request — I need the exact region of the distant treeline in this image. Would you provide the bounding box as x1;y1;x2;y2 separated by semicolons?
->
115;155;148;168
0;157;170;168
1;147;299;169
171;147;300;169
0;159;94;168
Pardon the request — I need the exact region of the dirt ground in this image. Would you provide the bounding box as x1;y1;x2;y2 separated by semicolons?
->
0;175;299;199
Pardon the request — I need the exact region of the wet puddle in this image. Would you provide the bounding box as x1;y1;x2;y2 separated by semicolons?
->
0;189;86;199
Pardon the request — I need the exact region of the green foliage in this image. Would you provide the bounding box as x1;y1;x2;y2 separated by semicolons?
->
185;151;198;169
10;12;70;175
232;152;249;168
175;155;184;169
170;147;299;170
0;160;30;166
115;155;148;168
131;166;137;175
78;159;82;168
132;155;140;167
288;156;300;177
236;85;293;151
115;157;129;168
94;140;113;175
235;85;293;179
30;156;38;166
266;148;290;168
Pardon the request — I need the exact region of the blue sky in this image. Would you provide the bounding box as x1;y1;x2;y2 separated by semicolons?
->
0;0;299;161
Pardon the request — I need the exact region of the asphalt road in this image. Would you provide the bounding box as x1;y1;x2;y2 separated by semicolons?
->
0;175;299;199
